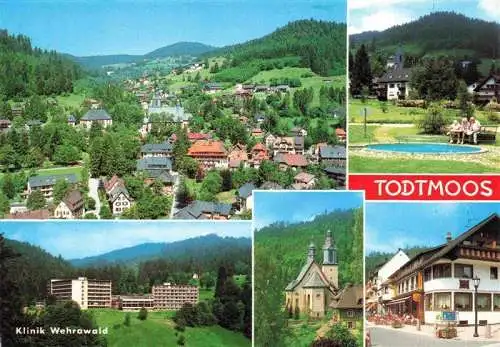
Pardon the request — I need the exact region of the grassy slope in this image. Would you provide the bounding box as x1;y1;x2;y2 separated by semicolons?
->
247;66;345;108
349;156;500;173
90;309;250;347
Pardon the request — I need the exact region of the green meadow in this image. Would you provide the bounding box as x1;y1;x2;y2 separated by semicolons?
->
90;309;251;347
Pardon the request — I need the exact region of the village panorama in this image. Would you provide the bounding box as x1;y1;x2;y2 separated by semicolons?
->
0;18;346;220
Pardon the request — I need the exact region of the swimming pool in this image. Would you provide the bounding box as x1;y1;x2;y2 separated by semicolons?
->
365;143;483;154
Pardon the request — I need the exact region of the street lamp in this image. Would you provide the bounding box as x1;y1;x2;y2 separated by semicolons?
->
472;275;480;338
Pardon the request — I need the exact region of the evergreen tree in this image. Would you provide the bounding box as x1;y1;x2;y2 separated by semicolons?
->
2;173;15;199
351;44;372;95
0;234;24;347
26;190;46;210
52;179;70;204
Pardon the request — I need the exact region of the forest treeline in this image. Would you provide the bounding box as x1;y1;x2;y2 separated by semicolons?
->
214;20;346;77
350;12;500;59
0;30;82;99
2;234;251;305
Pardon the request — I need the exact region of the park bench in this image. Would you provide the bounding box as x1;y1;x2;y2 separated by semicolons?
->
463;126;498;144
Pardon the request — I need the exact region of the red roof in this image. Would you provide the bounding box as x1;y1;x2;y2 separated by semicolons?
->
7;209;50;219
281;153;308;167
252;143;267;152
188;140;227;157
104;175;125;193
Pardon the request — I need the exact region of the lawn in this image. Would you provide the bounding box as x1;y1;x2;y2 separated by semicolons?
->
349;156;500;173
56;93;85;110
199;288;214;301
349;124;421;144
90;309;250;347
216;189;236;204
36;166;84;179
349;99;497;125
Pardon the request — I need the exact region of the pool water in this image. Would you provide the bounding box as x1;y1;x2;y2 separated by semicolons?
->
366;143;482;154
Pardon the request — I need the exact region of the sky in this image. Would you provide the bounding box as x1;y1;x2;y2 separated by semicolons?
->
253;191;363;230
1;220;251;259
0;0;346;56
349;0;500;34
366;202;500;254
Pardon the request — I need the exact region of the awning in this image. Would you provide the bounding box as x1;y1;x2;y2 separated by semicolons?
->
387;296;412;305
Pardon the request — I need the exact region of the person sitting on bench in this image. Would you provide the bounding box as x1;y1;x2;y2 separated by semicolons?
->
447;120;462;144
468;117;481;144
459;117;470;144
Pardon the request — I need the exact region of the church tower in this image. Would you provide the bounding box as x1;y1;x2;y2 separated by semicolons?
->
322;230;338;288
307;242;316;262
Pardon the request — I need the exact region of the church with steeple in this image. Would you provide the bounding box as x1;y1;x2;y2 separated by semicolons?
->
285;230;339;318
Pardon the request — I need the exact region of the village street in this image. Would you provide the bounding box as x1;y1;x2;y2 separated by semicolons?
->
87;178;101;218
369;327;497;347
369;327;496;347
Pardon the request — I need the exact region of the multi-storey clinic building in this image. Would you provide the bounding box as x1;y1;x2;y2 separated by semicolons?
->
48;277;112;310
152;283;199;310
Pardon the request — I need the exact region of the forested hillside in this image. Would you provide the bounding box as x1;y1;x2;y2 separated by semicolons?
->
0;30;82;98
1;233;251;302
350;12;499;58
70;234;250;267
214;19;346;77
256;209;363;288
3;238;75;304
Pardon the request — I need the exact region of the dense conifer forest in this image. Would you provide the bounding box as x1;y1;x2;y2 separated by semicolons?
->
0;30;82;99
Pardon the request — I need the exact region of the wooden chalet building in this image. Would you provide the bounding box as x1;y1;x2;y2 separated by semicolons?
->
473;74;500;104
384;213;500;324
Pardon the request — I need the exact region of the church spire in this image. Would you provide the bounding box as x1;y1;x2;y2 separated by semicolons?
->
308;242;316;262
323;230;337;265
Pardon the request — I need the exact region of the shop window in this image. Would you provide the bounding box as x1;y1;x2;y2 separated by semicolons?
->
454;292;472;311
434;292;451;310
477;294;491;312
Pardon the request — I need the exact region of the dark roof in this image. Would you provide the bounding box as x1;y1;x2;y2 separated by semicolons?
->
109;185;131;203
473;74;500;92
62;190;84;212
259;181;283;190
237;182;256;199
390;213;499;282
320;145;346;159
136;157;172;171
330;284;363;309
173;200;232;220
324;167;346;175
67;115;76;122
144;169;175;183
29;174;78;188
81;109;112;121
141;143;173;153
378;67;413;83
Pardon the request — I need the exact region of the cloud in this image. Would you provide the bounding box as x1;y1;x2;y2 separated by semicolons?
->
349;0;429;10
478;0;500;17
348;9;413;34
